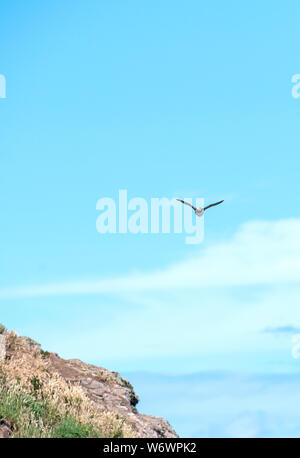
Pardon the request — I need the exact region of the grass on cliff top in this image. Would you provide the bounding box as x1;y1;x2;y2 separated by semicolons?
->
0;373;125;438
0;332;135;438
0;376;99;437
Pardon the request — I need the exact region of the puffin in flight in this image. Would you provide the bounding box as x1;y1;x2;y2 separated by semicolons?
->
176;199;224;217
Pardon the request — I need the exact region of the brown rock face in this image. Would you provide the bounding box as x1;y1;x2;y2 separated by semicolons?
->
0;420;13;438
49;353;178;438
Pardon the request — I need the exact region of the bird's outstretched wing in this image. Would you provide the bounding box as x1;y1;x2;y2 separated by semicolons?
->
176;199;197;211
204;200;224;211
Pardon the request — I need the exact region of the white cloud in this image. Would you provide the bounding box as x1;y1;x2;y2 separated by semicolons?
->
49;284;300;371
5;218;300;372
0;218;300;299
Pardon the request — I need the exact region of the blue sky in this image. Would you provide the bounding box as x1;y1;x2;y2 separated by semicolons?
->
1;0;300;437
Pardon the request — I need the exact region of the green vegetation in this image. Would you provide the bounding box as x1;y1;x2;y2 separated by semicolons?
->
53;416;100;438
0;375;103;438
40;349;50;359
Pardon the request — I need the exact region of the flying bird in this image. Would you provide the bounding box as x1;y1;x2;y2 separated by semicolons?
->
176;199;224;216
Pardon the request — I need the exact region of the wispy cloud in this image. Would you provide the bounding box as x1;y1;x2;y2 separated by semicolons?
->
1;218;300;299
4;218;300;373
262;325;300;335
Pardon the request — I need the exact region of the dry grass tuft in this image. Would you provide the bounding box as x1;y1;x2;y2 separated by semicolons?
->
0;332;136;438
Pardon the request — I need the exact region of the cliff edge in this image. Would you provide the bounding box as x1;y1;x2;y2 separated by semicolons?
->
0;325;178;438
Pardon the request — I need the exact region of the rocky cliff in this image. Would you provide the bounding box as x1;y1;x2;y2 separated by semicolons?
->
0;325;177;438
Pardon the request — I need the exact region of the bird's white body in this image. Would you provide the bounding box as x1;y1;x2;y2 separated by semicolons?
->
195;208;204;217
